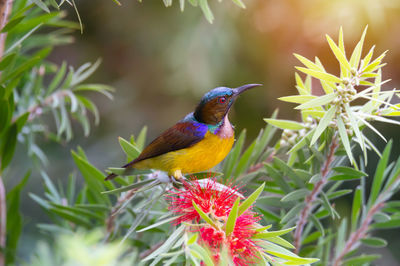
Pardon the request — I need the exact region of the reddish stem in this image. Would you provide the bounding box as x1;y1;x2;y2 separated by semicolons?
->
0;1;14;265
293;139;338;253
333;175;400;266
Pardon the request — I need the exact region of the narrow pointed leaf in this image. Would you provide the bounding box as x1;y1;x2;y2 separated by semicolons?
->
226;198;240;236
295;93;336;110
310;106;336;145
295;67;342;84
264;119;305;130
192;201;218;229
238;182;265;216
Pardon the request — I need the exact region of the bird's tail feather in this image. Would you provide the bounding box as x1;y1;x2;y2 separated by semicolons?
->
104;160;137;181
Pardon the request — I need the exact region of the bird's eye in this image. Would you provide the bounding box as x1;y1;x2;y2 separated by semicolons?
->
218;97;226;104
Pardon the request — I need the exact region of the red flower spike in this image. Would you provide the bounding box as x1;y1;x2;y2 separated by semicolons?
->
167;178;263;266
166;178;241;224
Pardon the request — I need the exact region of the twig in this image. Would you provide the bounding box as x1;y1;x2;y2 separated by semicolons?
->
139;240;165;260
0;0;13;61
293;138;338;253
0;175;6;266
332;175;400;266
12;90;69;123
0;1;14;265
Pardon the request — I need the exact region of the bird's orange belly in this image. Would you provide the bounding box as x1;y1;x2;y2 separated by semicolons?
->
135;131;234;175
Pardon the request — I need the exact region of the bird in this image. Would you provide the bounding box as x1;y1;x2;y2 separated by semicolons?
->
105;84;261;181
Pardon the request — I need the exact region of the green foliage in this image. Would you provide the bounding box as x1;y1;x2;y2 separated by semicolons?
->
150;0;247;23
2;1;400;265
0;0;114;263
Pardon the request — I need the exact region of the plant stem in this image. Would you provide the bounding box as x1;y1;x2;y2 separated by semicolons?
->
0;175;5;266
12;90;69;123
332;175;400;266
0;0;13;61
0;1;13;265
293;138;338;253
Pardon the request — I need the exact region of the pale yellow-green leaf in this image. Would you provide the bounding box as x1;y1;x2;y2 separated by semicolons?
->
278;95;316;104
320;80;335;94
310;106;336;145
295;67;342;83
337;116;354;164
253;226;295;239
361;45;375;69
295;93;336;110
264;119;305;130
349;26;368;69
326;34;351;73
293;54;322;71
338;26;346;54
302;110;325;119
363;50;387;73
232;0;246;9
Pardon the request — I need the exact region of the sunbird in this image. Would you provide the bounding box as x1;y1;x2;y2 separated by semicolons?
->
105;84;261;181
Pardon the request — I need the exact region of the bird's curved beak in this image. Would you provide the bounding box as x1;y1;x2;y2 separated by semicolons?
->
233;83;262;96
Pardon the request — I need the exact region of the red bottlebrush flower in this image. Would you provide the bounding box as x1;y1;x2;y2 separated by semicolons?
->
227;213;261;266
166;178;241;224
167;178;263;266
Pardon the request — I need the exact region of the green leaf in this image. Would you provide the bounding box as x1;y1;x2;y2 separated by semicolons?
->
294;53;322;71
266;250;319;264
143;225;185;262
281;189;309;202
137;216;178;232
237;182;265;216
253;226;295;239
343;254;381;265
234;140;256;176
192;201;218;229
326;34;351;72
189;243;214;266
1;16;25;33
295;67;342;83
198;0;214;23
278;95;317;104
310;106;336;145
1;123;17;170
373;219;400;229
231;0;245;9
360;237;387;247
226;198;240;236
310;214;325;236
31;0;50;12
264;118;305;130
118;137;141;161
333;167;367;178
295;93;336;110
0;99;9;134
6;172;30;265
337;116;354;163
349;26;368;69
71;150;111;205
330;175;363;181
223;129;246;177
101;178;156;194
48;208;91;227
368;141;392;206
0;53;15;71
136;126;147;151
281;203;305;224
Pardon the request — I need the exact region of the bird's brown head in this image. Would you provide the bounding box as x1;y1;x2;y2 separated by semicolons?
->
193;84;261;125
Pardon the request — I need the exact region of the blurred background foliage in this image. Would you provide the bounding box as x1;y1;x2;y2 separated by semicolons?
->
6;0;400;263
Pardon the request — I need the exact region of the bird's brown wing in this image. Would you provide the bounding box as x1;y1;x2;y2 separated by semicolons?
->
105;121;208;180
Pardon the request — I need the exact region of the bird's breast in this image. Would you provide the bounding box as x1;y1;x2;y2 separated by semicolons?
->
214;116;234;139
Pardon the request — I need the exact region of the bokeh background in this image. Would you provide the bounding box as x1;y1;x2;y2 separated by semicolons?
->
11;0;400;263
